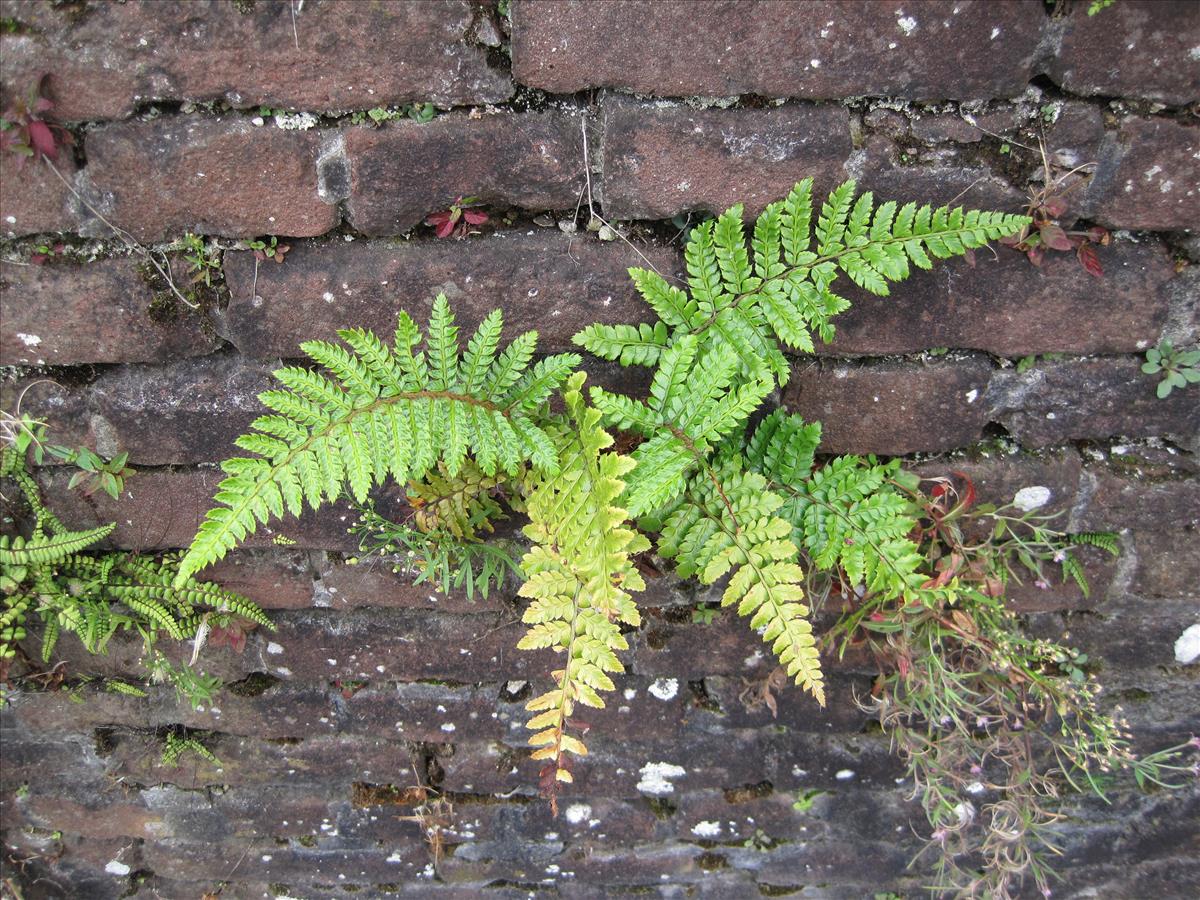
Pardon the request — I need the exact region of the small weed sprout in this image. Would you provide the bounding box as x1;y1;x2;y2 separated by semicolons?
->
1142;340;1199;398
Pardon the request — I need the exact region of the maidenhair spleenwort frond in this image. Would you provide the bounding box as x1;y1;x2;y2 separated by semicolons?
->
517;372;650;806
0;526;115;566
656;461;824;705
574;178;1029;384
176;296;580;584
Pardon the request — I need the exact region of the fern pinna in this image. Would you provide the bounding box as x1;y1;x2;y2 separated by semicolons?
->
178;178;1027;804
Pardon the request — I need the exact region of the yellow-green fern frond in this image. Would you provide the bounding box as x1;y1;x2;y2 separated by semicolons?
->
517;372;650;796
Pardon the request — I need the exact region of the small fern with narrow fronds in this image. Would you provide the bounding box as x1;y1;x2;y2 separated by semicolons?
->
517;372;650;802
0;444;269;708
175;296;579;584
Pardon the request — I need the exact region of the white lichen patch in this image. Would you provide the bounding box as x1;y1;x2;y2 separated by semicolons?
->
637;761;686;796
648;677;679;701
1013;486;1052;511
1174;624;1200;664
266;642;284;654
16;333;42;348
691;820;722;837
564;803;592;825
896;12;918;36
274;111;318;130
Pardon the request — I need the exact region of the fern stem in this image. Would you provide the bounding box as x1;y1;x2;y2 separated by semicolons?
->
664;424;739;530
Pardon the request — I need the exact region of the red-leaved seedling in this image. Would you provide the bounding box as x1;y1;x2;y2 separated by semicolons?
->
426;196;489;239
0;74;73;165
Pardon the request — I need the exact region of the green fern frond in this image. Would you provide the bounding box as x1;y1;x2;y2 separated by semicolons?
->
657;462;824;705
0;525;115;566
589;338;773;518
177;297;580;583
1067;531;1119;556
517;371;650;789
769;454;927;603
573;321;669;367
575;179;1029;387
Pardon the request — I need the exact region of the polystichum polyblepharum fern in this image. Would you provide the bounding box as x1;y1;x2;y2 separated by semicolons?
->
178;178;1029;801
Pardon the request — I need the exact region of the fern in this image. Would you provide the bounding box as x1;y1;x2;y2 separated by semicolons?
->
589;335;773;517
517;372;650;799
656;461;824;705
574;178;1029;382
176;295;579;583
172;177;1028;806
408;459;507;540
0;443;270;708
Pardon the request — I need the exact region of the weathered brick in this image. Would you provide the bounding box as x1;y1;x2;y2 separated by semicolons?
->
852;135;1026;211
205;549;317;610
34;466;359;553
1028;598;1199;676
441;729;905;799
0;0;510;120
512;0;1046;100
1045;101;1107;173
218;233;681;359
138;839;429;886
987;358;1200;451
1075;450;1200;532
824;237;1173;357
782;356;994;455
15;353;275;464
0;150;77;236
345;113;585;236
83;117;338;242
599;98;851;220
0;257;221;365
1086;117;1200;230
1047;0;1200;106
1129;529;1200;599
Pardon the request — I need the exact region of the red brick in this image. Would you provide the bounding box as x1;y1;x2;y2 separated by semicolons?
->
988;358;1200;451
599;98;851;220
345;113;585;236
852;134;1025;212
83;117;337;242
1047;0;1200;106
218;233;682;359
0;150;77;236
823;237;1173;357
782;356;993;455
13;353;276;464
1075;449;1200;532
0;258;221;365
33;466;359;554
512;0;1046;100
1130;529;1200;599
0;0;510;121
1086;118;1200;230
205;549;316;611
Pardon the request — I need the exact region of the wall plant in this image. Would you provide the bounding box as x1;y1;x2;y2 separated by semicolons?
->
0;416;271;709
151;178;1191;895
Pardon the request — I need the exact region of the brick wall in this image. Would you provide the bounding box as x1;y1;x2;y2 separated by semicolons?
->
1;1;1197;897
